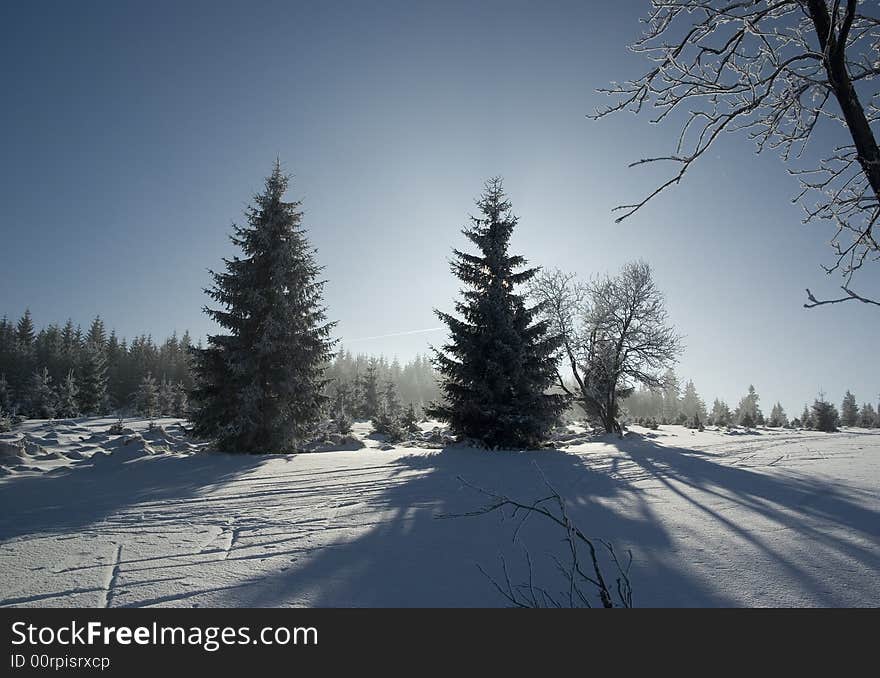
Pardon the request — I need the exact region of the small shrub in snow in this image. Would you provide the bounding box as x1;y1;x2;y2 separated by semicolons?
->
108;416;126;435
335;412;353;435
401;404;420;434
371;410;405;443
0;409;23;433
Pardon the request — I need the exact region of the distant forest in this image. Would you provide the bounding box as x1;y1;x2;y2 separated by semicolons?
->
0;310;438;422
1;309;877;433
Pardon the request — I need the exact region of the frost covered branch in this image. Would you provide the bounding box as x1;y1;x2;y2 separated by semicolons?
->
593;0;880;307
529;262;683;434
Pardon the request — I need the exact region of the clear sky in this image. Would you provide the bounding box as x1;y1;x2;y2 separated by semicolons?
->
1;0;878;414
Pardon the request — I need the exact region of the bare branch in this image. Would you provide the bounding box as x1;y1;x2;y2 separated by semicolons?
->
594;0;880;307
441;466;634;608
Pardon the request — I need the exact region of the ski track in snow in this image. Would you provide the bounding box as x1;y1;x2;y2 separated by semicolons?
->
0;416;878;608
101;544;123;608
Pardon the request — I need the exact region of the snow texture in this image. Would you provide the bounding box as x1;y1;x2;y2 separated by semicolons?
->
1;417;878;607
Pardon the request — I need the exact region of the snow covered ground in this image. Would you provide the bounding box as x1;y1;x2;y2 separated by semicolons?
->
1;417;878;607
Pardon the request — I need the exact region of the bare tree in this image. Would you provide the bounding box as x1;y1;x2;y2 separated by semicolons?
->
592;1;880;307
530;262;683;434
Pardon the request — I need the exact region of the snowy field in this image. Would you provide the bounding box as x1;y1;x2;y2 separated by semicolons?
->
1;417;878;608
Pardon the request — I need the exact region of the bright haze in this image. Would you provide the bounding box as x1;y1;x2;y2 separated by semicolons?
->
1;0;878;412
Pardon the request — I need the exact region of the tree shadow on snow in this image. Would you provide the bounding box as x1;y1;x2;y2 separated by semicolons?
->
612;434;880;606
224;444;738;607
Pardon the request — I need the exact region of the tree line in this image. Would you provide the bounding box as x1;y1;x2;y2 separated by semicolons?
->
624;375;880;433
0;306;442;434
0;313;193;425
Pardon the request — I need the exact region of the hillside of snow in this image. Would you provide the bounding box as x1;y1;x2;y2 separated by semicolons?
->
1;417;878;607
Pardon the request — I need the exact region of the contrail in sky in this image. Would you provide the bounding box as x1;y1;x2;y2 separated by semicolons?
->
346;327;445;342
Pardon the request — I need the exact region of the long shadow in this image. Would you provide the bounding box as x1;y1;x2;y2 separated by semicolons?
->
7;432;876;607
613;434;880;606
225;444;735;607
0;451;268;542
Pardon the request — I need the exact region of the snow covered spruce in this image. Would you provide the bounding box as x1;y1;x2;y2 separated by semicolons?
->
189;162;337;453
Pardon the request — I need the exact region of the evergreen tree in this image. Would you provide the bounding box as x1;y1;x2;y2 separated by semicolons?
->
87;316;107;349
401;403;420;433
768;402;788;428
24;367;55;419
661;369;680;424
735;385;762;427
330;379;353;418
191;162;337;452
55;370;80;418
840;390;858;427
680;380;707;424
427;178;567;448
710;398;731;427
158;377;176;416
135;373;159;419
172;382;189;418
0;373;12;413
359;361;381;420
78;341;108;415
16;309;35;348
858;402;876;428
13;309;36;391
812;393;839;433
800;404;813;429
382;380;402;419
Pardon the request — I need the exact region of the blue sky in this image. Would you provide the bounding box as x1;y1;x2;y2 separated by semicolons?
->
1;0;878;414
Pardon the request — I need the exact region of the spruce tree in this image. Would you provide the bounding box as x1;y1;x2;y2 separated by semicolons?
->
191;162;337;452
172;383;189;418
427;178;567;449
13;310;36;391
735;385;762;427
768;402;788;428
359;361;381;420
661;369;680;424
680;380;707;425
402;403;420;433
25;367;55;419
710;398;731;427
812;393;839;433
858;402;876;428
382;380;402;419
158;377;176;416
55;370;80;418
0;373;12;413
16;309;35;349
135;373;159;420
840;390;858;427
87;316;107;349
801;404;813;429
78;341;108;415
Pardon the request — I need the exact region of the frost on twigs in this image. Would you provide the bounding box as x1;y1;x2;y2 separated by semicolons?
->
593;1;880;307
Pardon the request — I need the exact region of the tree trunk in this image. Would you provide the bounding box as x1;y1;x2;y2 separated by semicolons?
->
807;0;880;201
